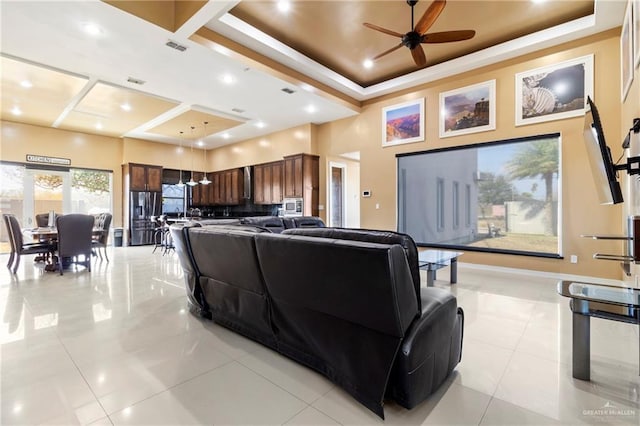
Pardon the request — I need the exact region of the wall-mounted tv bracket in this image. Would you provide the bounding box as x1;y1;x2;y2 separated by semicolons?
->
617;118;640;176
581;216;640;276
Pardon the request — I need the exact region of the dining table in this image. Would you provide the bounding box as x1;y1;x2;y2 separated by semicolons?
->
23;227;103;271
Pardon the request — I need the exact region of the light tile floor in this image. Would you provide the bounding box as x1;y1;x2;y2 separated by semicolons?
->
1;246;638;425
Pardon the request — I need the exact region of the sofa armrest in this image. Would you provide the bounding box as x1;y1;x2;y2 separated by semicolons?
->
387;287;463;409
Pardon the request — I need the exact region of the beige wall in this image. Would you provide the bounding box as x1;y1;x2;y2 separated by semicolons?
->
1;120;125;227
207;123;316;170
317;30;624;279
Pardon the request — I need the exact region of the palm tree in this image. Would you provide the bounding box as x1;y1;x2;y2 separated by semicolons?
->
507;139;558;236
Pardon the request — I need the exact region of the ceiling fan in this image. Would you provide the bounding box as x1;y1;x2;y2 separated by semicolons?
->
363;0;476;67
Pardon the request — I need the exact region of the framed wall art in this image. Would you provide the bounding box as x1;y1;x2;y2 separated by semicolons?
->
515;54;593;126
439;80;496;138
382;98;425;147
621;0;634;101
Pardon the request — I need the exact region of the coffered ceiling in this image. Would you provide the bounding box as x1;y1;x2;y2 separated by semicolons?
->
0;1;626;149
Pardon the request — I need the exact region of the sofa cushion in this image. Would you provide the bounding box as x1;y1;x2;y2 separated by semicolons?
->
241;216;286;233
282;227;422;310
283;216;326;229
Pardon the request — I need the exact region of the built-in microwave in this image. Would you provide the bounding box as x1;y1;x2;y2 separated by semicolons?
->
282;198;303;216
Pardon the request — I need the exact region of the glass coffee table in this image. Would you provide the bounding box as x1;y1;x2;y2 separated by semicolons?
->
418;250;463;287
557;280;640;380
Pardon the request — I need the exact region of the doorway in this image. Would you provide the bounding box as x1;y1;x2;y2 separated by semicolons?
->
328;162;346;228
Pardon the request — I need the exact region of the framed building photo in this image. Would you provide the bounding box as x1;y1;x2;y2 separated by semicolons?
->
621;0;633;101
515;54;593;126
439;80;496;138
382;98;425;147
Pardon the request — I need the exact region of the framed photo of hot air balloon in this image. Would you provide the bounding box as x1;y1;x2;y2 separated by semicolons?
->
515;55;593;126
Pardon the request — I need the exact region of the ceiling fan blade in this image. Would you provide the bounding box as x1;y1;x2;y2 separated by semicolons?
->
421;30;476;43
373;43;404;60
411;45;427;67
414;0;447;35
363;23;404;38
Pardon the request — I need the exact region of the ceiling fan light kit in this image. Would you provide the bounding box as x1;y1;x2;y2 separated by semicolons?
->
363;0;475;67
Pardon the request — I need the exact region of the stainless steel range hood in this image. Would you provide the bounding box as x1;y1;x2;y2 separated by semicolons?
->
243;166;251;199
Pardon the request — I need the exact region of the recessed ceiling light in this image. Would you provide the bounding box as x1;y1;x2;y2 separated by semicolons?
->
531;0;547;3
95;122;103;130
120;103;131;111
11;106;22;116
305;105;316;114
277;1;291;13
363;59;374;69
82;23;102;36
20;80;32;88
222;133;230;139
197;140;204;147
221;74;235;84
255;121;266;128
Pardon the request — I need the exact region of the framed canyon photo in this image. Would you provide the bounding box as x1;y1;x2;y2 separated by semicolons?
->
382;98;425;147
515;54;593;126
439;80;496;138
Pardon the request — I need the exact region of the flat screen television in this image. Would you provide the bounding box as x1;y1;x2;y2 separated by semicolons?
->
583;96;623;204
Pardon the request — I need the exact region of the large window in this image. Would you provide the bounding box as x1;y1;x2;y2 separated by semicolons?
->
397;134;561;257
71;169;112;214
162;184;185;214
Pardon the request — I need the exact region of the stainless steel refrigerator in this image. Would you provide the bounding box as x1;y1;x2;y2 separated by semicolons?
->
129;191;162;245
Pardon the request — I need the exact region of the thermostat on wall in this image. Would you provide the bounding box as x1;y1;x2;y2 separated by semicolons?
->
362;190;371;198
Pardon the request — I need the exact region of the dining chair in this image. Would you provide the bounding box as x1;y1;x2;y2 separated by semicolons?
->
3;213;55;274
55;214;95;275
92;212;112;261
35;212;61;228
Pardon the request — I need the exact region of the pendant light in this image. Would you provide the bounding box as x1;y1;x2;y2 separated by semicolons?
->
176;131;185;187
186;126;198;187
199;121;211;185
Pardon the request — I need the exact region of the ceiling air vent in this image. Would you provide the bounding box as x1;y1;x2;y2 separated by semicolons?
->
166;40;187;52
127;77;145;85
281;87;296;94
231;108;245;113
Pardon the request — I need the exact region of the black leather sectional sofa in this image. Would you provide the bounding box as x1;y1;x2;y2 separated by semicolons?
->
171;217;464;418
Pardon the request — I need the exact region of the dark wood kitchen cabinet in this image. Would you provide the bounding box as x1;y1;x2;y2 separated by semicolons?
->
190;172;211;206
211;172;222;205
283;154;319;216
129;163;162;192
223;168;244;205
254;160;284;205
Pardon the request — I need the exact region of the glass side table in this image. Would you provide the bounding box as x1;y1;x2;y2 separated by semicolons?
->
557;280;640;380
